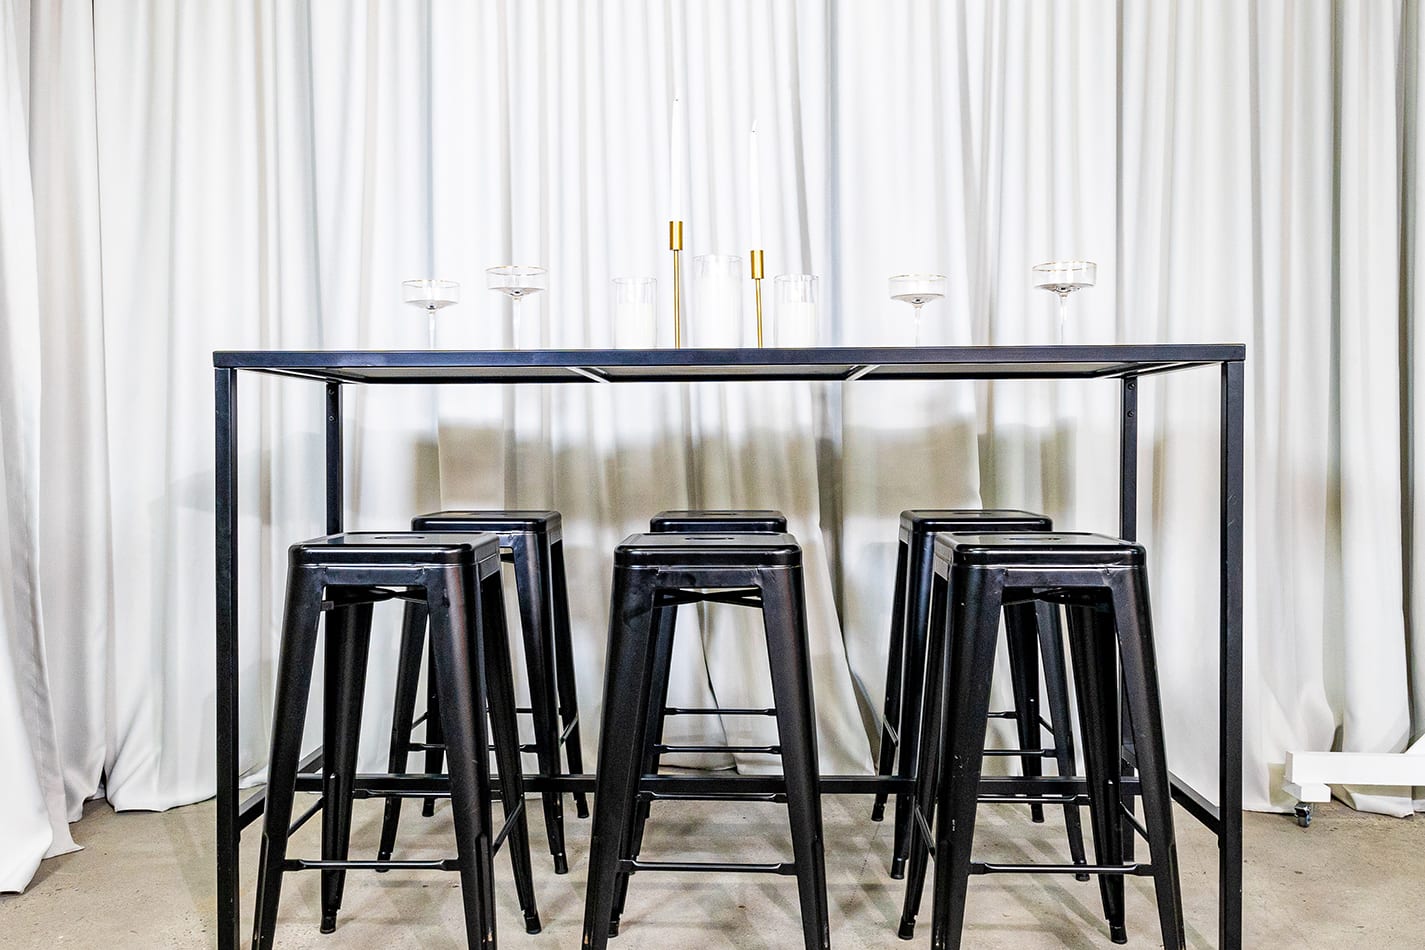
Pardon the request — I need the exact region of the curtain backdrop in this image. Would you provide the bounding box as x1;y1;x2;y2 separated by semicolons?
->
3;0;1424;895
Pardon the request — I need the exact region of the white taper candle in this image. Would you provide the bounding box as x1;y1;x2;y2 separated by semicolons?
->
748;121;762;248
671;98;683;222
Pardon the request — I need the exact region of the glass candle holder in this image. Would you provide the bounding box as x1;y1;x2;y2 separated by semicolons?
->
691;254;743;348
773;274;819;347
612;276;658;348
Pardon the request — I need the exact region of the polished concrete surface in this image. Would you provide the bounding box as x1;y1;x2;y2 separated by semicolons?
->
1;795;1418;948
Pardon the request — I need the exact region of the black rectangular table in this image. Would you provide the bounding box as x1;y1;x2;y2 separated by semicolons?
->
213;344;1245;949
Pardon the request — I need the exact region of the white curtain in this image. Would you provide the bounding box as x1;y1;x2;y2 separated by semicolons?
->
3;0;1424;895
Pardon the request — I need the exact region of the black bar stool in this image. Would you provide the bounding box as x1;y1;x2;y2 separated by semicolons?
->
380;510;586;877
873;509;1085;881
582;532;829;950
252;532;540;949
602;509;792;922
899;532;1185;950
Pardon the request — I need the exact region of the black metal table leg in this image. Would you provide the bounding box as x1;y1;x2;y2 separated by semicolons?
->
215;368;240;950
1220;361;1245;949
1119;375;1139;862
326;382;343;534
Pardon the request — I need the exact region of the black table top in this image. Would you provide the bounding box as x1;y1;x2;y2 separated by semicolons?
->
214;344;1244;385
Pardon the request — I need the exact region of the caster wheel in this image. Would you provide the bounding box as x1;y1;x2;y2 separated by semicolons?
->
1294;803;1313;828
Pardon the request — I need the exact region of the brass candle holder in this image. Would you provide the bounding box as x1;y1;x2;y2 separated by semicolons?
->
749;249;766;347
670;220;685;347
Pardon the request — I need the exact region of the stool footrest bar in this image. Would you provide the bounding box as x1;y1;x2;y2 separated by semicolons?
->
642;791;787;803
282;858;460;872
654;743;781;755
621;859;797;876
970;862;1154;876
664;706;777;717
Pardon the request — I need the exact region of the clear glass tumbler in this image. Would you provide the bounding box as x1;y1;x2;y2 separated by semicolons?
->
773;274;819;347
691;254;743;348
612;277;658;348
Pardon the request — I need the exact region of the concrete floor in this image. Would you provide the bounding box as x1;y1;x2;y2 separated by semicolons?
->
0;795;1418;948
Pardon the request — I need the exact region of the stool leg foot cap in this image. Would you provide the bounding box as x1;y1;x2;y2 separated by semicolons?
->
375;851;391;872
575;795;591;819
320;914;337;934
608;919;621;938
870;799;886;822
524;913;542;934
889;857;906;880
1075;872;1090;882
1110;924;1128;944
1030;805;1046;823
897;919;916;941
553;854;569;875
421;800;436;818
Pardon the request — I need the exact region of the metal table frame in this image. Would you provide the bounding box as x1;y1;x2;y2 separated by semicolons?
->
213;344;1245;949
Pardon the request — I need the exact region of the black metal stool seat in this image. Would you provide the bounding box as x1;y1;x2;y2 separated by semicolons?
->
875;508;1086;882
582;532;829;950
252;532;540;949
899;532;1185;950
650;508;789;534
382;509;586;879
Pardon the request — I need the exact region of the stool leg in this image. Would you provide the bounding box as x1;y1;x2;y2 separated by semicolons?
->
512;534;570;874
1066;602;1128;944
927;569;1002;950
378;601;429;865
319;602;373;934
582;568;660;950
551;538;590;818
1120;686;1138;863
1111;574;1186;950
481;568;543;933
421;646;444;818
761;565;830;950
428;565;499;950
1034;601;1090;879
897;568;951;940
1003;603;1046;824
610;601;678;934
873;539;911;823
252;567;324;950
891;531;936;879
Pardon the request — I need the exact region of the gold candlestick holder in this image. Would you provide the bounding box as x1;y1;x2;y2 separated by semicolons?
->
750;249;766;347
670;220;685;347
